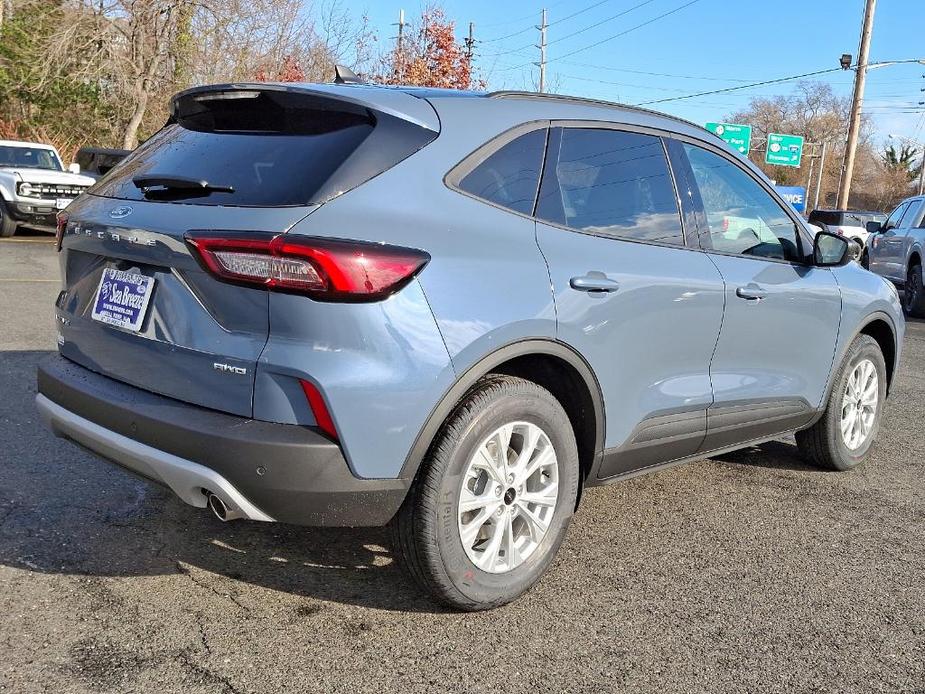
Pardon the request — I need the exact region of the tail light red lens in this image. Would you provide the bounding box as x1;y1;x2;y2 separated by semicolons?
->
185;232;429;301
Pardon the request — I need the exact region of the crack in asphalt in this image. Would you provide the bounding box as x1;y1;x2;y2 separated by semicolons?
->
176;561;251;614
175;649;246;694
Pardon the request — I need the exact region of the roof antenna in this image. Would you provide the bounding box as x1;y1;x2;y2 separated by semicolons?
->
333;65;364;85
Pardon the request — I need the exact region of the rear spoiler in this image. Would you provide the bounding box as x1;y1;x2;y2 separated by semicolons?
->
170;82;440;133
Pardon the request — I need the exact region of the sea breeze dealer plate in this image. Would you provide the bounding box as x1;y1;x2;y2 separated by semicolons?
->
91;268;155;332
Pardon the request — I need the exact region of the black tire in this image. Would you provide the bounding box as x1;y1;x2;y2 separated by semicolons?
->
796;334;887;471
0;203;17;238
390;375;580;611
903;263;925;318
860;247;870;270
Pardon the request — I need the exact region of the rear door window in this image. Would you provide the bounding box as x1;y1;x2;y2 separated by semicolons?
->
456;128;547;216
535;127;683;244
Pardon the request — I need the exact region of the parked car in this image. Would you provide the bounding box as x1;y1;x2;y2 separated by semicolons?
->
74;147;131;181
866;195;925;317
808;208;886;248
0;140;95;237
36;83;904;610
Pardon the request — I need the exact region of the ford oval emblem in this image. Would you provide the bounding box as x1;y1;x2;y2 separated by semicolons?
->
109;205;133;219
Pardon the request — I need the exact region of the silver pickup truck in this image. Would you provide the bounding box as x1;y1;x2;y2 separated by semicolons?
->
0;140;95;237
866;195;925;317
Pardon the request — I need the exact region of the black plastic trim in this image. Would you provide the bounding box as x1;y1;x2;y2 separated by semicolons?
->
37;355;408;527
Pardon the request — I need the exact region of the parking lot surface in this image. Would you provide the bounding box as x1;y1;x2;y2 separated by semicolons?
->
1;234;924;693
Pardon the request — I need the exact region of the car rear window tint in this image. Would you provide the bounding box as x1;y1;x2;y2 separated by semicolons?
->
536;127;683;244
457;128;546;216
90;89;435;207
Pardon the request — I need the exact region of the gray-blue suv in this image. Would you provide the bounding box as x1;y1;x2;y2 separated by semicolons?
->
37;82;904;610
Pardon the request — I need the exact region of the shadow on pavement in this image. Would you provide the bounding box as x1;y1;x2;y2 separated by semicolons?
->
0;349;446;614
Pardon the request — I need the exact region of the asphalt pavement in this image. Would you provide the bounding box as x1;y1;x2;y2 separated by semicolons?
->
1;232;923;693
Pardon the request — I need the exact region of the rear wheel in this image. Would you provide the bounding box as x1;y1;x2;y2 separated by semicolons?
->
0;204;17;238
390;375;579;611
903;263;925;318
796;334;886;471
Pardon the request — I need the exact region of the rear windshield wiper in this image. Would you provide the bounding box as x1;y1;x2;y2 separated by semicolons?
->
132;174;234;197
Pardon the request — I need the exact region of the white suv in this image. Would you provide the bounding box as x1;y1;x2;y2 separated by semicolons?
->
808;209;887;248
0;140;95;237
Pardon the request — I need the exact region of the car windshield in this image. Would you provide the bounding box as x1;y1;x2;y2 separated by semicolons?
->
0;145;62;171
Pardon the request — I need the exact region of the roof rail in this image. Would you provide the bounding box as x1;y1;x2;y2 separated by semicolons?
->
486;90;706;133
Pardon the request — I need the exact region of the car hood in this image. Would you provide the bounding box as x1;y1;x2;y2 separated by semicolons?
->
0;167;95;187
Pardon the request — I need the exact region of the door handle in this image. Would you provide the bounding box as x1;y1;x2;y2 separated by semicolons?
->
570;275;620;293
735;284;767;301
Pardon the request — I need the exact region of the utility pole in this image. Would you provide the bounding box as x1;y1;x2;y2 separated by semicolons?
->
536;9;547;93
814;141;828;211
395;9;406;82
805;143;816;198
465;21;475;62
837;0;877;209
918;147;925;195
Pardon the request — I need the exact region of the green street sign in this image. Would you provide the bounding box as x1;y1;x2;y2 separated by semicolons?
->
765;133;804;167
705;122;752;155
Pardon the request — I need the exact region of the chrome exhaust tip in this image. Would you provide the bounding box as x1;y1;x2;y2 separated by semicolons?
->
204;490;243;521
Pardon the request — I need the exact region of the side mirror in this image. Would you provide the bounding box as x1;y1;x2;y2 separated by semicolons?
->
814;230;852;267
68;162;81;174
866;220;882;234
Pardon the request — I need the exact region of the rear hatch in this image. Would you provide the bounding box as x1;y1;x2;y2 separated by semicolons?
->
56;84;438;417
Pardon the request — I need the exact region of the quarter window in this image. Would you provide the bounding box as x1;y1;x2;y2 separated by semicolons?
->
683;144;801;262
536;127;683;244
457;128;547;216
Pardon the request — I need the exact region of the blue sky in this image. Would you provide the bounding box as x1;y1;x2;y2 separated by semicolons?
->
361;0;925;147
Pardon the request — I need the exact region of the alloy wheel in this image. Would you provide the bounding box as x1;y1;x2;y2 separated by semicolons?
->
457;421;559;574
840;358;879;451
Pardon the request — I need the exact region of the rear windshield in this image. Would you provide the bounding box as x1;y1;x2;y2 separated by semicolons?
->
90;88;433;207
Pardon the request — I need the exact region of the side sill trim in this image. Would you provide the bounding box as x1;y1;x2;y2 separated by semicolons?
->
36;394;274;522
591;426;812;486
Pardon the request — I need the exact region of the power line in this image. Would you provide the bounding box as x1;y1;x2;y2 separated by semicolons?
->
481;0;655;58
556;59;757;82
552;0;703;61
482;0;617;41
546;0;660;47
637;66;844;105
491;0;703;71
479;1;572;29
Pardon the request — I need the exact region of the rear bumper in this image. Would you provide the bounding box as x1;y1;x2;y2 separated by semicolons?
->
36;355;409;526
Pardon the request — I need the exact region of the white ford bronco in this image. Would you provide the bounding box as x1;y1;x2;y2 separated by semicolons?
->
0;140;95;237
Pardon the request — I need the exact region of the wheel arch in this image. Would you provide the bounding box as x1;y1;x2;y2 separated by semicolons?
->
859;316;897;394
399;339;606;499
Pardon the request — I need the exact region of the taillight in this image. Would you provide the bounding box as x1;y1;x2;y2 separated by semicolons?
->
55;212;68;252
185;232;429;301
722;217;729;232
